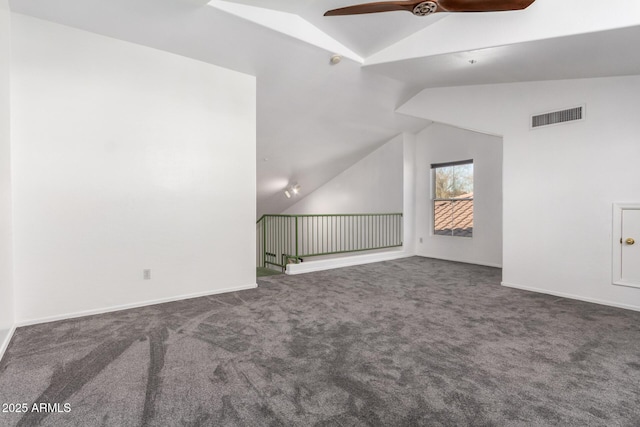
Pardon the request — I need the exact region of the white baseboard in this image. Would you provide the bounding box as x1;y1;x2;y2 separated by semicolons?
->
16;283;258;327
0;325;16;363
501;281;640;312
416;254;502;269
286;250;412;275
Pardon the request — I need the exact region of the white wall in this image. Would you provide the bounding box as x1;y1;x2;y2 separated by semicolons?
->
414;123;503;267
0;0;14;334
402;132;417;255
284;134;403;215
283;133;413;273
11;15;256;323
399;76;640;311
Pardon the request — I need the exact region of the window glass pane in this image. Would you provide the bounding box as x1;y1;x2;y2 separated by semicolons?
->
433;162;473;237
434;200;453;235
452;199;473;237
434;163;473;199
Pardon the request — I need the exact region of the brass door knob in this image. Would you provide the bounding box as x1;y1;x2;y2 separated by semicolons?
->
626;238;636;245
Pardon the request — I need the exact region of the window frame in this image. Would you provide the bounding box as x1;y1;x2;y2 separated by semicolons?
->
431;159;474;238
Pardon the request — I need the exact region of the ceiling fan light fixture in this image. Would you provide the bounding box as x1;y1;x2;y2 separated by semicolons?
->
412;1;438;16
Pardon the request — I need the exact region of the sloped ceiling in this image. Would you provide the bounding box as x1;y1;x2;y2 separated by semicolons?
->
217;0;448;57
8;0;640;217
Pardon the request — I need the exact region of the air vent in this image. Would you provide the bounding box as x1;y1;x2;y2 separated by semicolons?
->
531;105;584;129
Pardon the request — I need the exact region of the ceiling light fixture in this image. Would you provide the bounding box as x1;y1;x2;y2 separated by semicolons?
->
330;54;342;65
284;183;301;198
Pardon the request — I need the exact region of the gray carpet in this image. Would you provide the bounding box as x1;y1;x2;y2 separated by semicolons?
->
1;257;639;426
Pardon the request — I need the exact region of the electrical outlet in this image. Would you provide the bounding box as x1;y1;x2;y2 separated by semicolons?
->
143;269;151;280
419;237;423;243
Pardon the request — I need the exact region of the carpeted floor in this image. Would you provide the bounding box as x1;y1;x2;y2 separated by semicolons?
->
256;267;283;277
1;257;639;426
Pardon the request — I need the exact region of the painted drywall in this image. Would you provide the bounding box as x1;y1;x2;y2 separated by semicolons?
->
414;124;503;268
281;132;416;273
398;76;640;311
366;0;640;65
286;250;410;275
0;1;14;334
11;15;256;323
402;132;417;255
284;134;403;215
281;133;403;257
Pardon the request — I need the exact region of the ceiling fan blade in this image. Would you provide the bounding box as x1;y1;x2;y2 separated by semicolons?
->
437;0;536;12
324;1;423;16
324;0;535;16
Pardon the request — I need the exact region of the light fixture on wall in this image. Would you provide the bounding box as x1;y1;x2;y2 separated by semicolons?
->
284;183;301;198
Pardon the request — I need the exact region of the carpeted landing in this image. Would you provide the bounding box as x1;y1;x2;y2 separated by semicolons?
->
1;257;640;426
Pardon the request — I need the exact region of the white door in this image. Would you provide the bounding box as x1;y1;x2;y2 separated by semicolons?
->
621;209;640;284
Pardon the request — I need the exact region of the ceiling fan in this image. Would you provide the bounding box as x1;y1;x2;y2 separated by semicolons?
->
324;0;536;17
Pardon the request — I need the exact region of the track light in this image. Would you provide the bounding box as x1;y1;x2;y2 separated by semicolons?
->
284;183;301;199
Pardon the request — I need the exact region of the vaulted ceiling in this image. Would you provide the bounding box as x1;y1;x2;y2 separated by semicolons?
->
8;0;640;216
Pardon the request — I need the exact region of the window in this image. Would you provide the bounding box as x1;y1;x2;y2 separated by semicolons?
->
432;160;473;237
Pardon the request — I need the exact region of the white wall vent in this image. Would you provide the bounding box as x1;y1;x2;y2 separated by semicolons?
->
531;105;584;129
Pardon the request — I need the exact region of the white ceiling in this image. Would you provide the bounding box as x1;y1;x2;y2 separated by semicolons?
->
365;26;640;88
219;0;448;57
8;0;640;217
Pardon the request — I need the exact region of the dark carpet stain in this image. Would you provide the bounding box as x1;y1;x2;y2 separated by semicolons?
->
141;326;169;426
16;334;138;426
